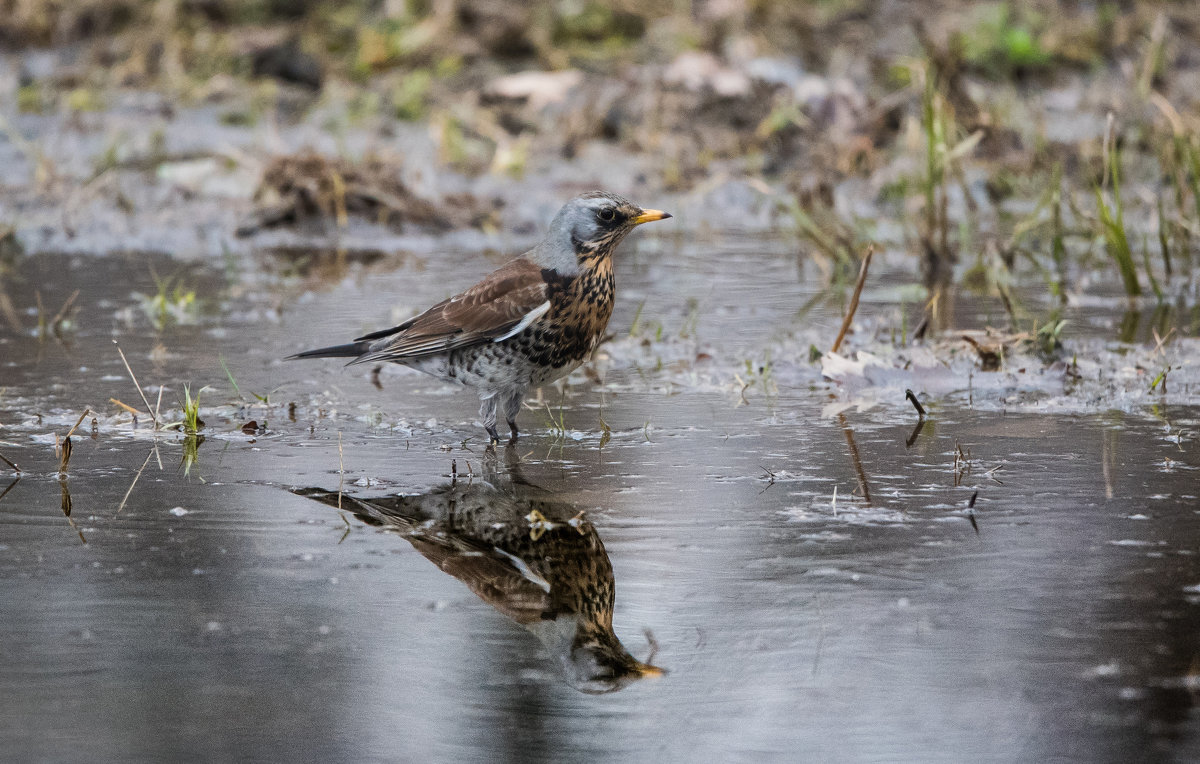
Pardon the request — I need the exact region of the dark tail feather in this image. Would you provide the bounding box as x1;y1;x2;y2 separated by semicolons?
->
285;341;369;361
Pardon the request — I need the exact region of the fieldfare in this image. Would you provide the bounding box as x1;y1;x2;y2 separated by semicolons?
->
288;191;670;442
293;460;663;693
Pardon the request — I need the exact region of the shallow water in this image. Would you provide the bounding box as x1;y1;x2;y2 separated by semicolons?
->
1;235;1199;762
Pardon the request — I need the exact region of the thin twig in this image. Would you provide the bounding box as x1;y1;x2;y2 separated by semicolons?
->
113;341;159;430
50;289;80;330
830;244;874;354
63;409;91;441
109;398;145;417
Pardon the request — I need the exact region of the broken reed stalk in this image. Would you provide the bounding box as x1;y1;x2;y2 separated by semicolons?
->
830;244;875;354
109;398;143;416
63;409;90;441
113;340;159;430
59;436;73;474
54;408;92;475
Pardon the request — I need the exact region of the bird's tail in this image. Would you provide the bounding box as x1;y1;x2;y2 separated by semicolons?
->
285;341;369;361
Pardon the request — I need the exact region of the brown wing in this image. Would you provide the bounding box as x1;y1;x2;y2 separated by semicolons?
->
350;258;550;364
407;535;554;625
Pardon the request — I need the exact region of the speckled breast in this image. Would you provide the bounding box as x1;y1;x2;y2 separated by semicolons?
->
437;261;615;392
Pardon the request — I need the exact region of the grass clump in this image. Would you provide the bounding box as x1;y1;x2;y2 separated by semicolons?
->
1094;139;1142;299
176;384;205;435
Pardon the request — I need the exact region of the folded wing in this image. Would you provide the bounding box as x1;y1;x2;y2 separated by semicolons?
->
350;258;551;365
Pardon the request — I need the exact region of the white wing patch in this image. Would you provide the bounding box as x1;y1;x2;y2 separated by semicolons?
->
493;300;551;342
493;547;552;593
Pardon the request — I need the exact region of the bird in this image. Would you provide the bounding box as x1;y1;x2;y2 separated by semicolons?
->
287;191;671;443
293;456;664;693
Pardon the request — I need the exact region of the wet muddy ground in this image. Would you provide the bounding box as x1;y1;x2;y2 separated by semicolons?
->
1;233;1198;761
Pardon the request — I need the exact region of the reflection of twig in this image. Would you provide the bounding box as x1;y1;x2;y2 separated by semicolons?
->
837;413;871;504
336;431;344;511
1102;429;1114;500
811;593;826;677
115;449;155;516
0;450;20;474
60;477;85;544
830;244;874;354
643;628;660;665
759;466;776;494
966;490;980;535
905;419;926;449
0;476;19;505
953;440;972;486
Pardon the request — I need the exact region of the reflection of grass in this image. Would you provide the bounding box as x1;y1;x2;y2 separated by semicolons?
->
137;271;198;329
180;434;203;478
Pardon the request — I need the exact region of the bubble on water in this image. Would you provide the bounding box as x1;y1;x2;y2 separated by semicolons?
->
169;507;189;517
1085;662;1120;678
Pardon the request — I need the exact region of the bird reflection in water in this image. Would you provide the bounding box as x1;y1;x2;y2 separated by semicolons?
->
293;454;663;694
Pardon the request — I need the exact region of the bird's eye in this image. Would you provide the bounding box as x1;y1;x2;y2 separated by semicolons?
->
598;207;616;222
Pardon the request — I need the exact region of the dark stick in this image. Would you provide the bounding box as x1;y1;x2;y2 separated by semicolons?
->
905;389;926;418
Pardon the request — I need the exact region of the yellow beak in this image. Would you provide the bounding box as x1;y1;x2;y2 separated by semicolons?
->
632;209;672;225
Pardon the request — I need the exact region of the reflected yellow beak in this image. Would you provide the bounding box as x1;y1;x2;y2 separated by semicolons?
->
632;209;671;225
635;662;666;677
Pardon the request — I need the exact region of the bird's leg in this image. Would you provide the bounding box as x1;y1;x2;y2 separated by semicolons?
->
479;397;501;444
502;390;524;445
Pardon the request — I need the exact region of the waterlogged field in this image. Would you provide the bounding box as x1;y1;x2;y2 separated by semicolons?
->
4;2;1200;760
1;235;1197;762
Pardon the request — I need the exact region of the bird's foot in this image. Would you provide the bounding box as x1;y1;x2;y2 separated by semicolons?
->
525;509;551;541
507;421;519;446
485;424;501;445
568;509;588;535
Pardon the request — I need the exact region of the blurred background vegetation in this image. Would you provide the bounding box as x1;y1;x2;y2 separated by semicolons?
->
3;1;1200;323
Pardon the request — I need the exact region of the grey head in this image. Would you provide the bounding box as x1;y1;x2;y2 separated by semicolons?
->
528;191;670;275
